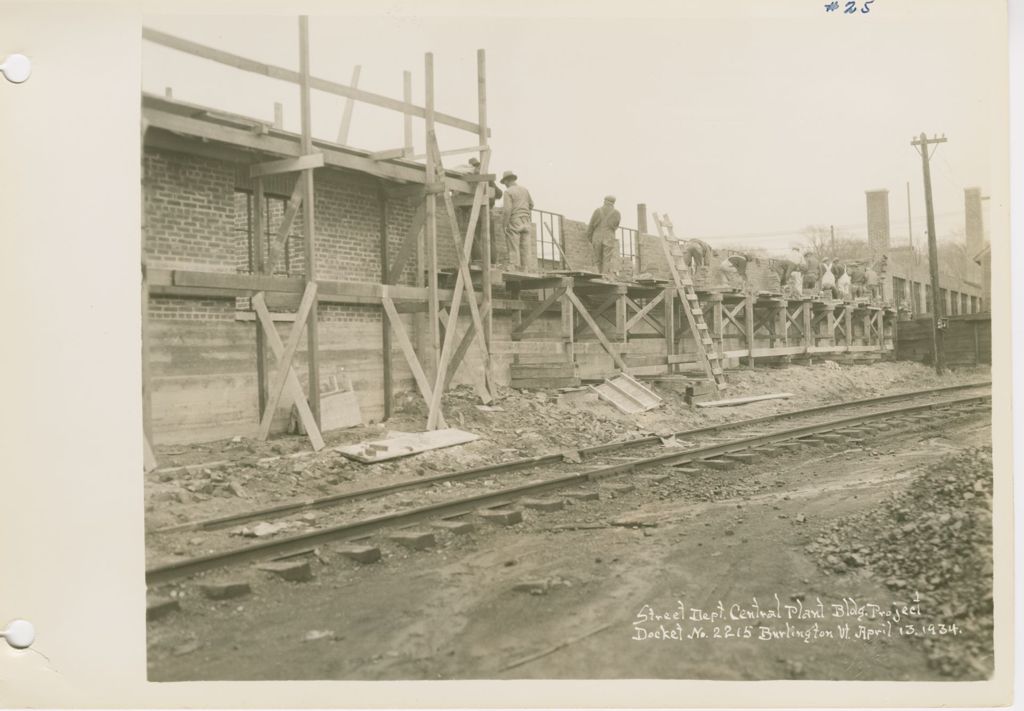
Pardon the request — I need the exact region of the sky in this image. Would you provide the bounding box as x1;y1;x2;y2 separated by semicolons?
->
141;1;1005;254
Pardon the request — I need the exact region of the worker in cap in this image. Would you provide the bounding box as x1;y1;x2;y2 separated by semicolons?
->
584;195;622;278
499;171;534;271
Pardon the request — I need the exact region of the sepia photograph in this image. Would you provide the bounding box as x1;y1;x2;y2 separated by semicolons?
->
133;2;1005;688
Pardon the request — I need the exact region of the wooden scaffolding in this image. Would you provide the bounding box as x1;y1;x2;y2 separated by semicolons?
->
141;17;497;452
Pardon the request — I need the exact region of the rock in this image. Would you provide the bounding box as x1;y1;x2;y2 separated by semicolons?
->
257;559;313;582
229;481;248;498
303;630;335;642
147;596;179;621
512;580;549;595
249;521;289;538
172;639;202;656
198;581;252;600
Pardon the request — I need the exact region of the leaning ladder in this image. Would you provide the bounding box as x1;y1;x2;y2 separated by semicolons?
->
651;213;727;392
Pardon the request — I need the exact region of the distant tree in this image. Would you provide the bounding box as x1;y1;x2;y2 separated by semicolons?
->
795;225;870;263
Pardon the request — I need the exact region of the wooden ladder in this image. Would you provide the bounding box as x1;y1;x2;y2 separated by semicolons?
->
651;212;727;392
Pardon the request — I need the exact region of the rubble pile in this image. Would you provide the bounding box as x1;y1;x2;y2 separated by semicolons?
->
805;448;993;678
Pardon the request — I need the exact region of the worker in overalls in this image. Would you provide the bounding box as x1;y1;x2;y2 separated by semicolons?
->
584;195;622;278
499;170;533;271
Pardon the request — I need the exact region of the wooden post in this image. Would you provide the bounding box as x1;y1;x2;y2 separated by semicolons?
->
403;70;413;155
778;299;788;347
664;287;676;373
379;184;392;420
863;309;871;347
424;53;440;383
844;306;853;348
477;49;493;388
336;65;361;145
273;102;283;129
561;278;575;365
298;16;321;425
803;301;813;351
744;296;755;368
615;286;628;343
712;293;729;358
253;178;269;415
510;282;522;365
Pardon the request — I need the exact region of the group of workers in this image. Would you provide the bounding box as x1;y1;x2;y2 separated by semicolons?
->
677;241;883;301
454;164;882;301
456;163;624;278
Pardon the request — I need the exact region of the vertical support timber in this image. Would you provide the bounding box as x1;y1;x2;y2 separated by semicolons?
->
379;184;393;420
803;301;813;351
424;53;440;384
298;16;321;425
615;286;627;343
477;49;493;391
561;278;575;365
253;177;269;415
744;296;755;368
664;287;676;373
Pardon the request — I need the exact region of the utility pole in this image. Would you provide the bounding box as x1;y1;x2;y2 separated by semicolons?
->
830;224;836;254
911;132;947;375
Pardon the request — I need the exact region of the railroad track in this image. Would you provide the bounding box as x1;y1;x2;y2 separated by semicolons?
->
146;382;990;586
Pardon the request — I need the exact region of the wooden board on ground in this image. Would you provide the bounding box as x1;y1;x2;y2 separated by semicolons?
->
696;392;793;408
335;428;479;463
591;373;663;414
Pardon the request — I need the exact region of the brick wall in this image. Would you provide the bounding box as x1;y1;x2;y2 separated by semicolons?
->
145;149;237;272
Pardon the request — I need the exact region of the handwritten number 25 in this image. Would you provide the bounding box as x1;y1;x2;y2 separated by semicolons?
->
843;0;874;12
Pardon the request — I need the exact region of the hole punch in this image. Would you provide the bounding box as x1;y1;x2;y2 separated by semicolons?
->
0;54;31;84
1;619;35;649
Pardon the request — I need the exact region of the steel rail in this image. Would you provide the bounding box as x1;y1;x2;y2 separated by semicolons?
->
146;392;990;585
152;381;990;534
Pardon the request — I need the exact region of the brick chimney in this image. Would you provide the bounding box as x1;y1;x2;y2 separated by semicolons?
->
964;187;984;256
865;189;891;260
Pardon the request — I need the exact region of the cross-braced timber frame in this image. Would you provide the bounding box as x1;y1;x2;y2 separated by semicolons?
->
141;17;496;448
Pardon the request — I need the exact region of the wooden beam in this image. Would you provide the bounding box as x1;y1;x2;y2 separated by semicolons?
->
253;180;269;414
370;148;407;161
142;27;485;136
256;283;318;440
664;288;676;371
249;152;324;178
745;296;755;368
511;287;565;340
624;292;666;333
142;106;473;193
566;288;629;371
478;50;493;375
380;185;393;420
251;292;325;450
267;176;304;274
424;53;441;387
173;270;305;293
402;70;413;154
387;202;425;284
428;139;493;426
336;64;361;145
381;296;445;428
442;303;492;392
405;144;489;161
298;16;321;426
575;291;620;336
803;301;813;349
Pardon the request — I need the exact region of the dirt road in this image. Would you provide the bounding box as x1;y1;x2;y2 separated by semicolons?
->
147;411;991;681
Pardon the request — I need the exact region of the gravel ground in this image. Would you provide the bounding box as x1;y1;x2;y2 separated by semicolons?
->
144;361;989;532
805;447;993;678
